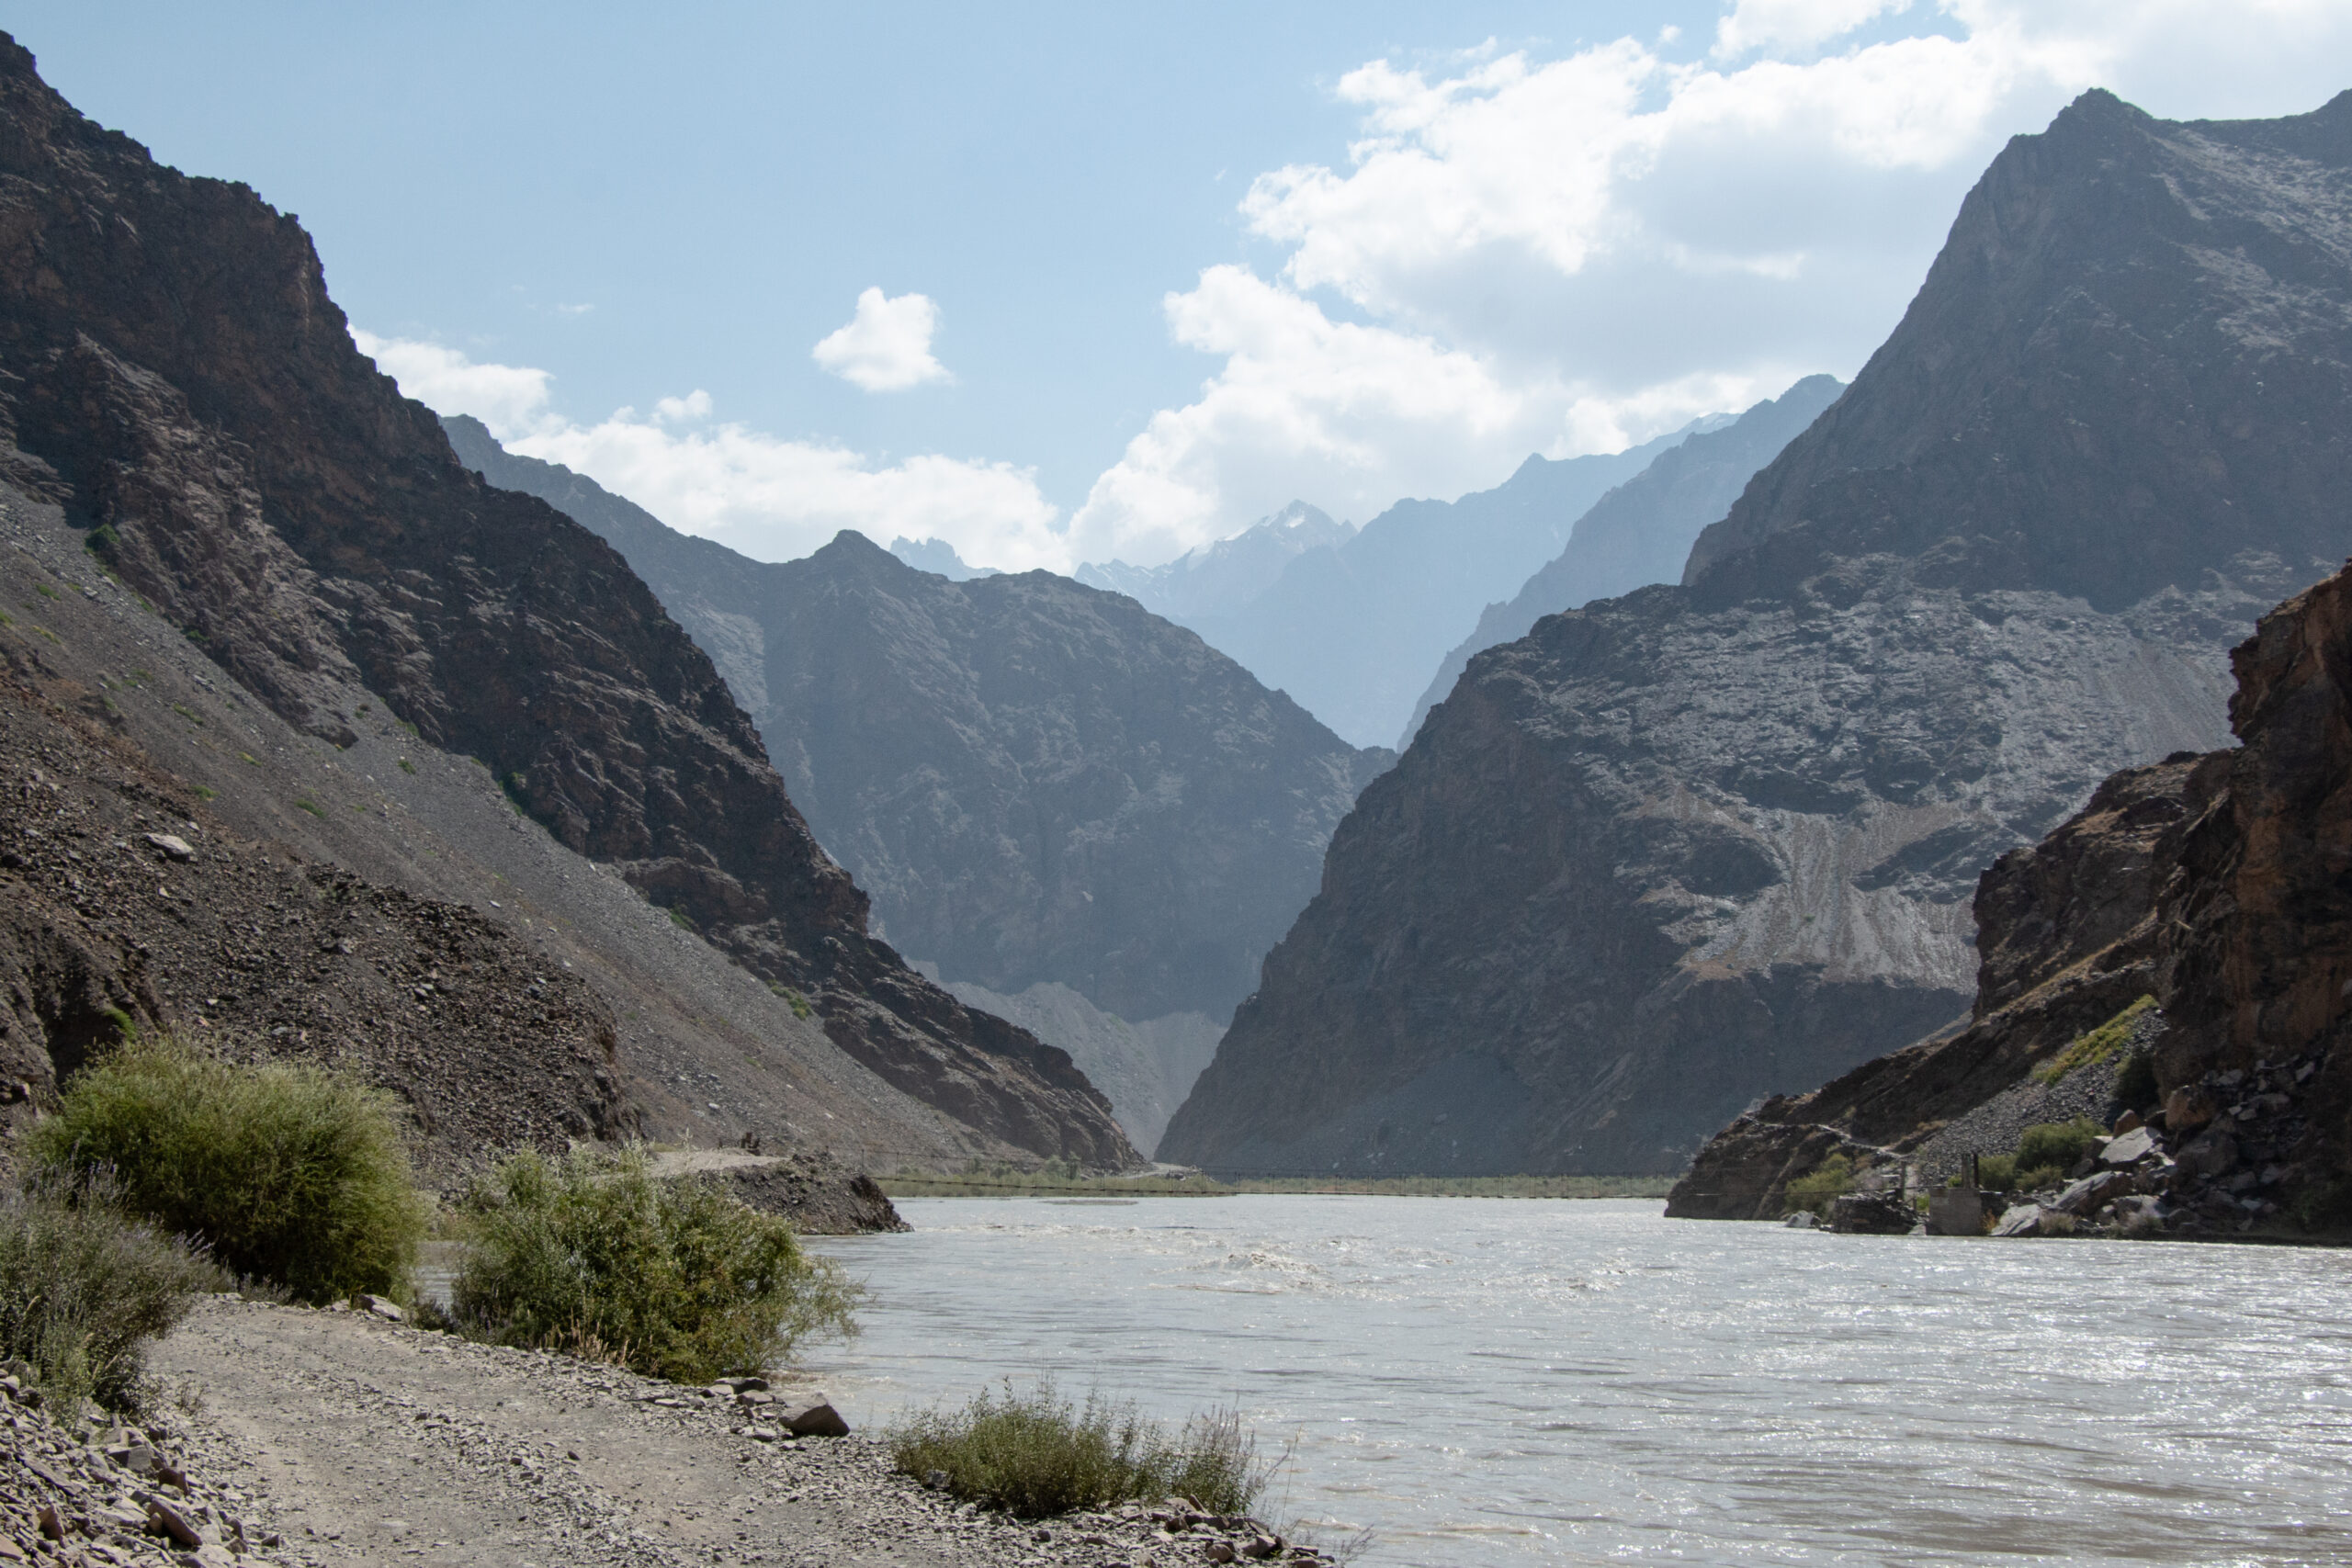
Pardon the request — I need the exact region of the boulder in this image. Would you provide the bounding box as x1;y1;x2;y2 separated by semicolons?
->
2099;1126;2157;1167
1783;1210;1818;1229
1993;1203;2075;1237
2173;1128;2240;1182
2054;1169;2138;1214
1927;1186;1995;1236
143;832;195;863
360;1294;403;1323
775;1396;850;1438
2111;1109;2143;1135
1830;1190;1917;1235
2111;1193;2167;1234
2165;1086;2220;1136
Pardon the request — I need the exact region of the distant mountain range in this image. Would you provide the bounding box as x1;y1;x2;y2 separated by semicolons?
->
1077;502;1356;624
1078;426;1710;748
445;420;1389;1152
1400;375;1844;748
1162;88;2352;1176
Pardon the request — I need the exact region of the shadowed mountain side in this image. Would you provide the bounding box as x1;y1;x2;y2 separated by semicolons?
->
1161;87;2352;1178
441;423;1388;1138
1401;375;1845;749
0;33;1134;1171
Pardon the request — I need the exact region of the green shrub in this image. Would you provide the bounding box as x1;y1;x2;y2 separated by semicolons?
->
1781;1152;1858;1215
2115;1049;2159;1112
2015;1117;2103;1175
1974;1153;2017;1190
449;1145;861;1382
0;1174;217;1417
888;1380;1271;1518
2030;996;2156;1084
28;1038;427;1303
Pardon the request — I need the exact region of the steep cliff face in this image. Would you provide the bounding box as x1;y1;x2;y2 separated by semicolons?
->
1161;89;2352;1177
1401;376;1843;748
1674;559;2352;1228
0;35;1132;1169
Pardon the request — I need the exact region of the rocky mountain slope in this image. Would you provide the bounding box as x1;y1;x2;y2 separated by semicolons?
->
1160;88;2352;1177
440;423;1387;1152
1672;556;2352;1236
1400;376;1844;748
1175;423;1704;748
0;34;1132;1174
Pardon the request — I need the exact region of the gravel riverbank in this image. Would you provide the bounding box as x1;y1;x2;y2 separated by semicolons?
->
6;1298;1328;1568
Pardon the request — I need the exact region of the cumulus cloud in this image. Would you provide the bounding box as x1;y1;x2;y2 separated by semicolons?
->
355;332;1063;570
811;288;952;391
1074;0;2352;560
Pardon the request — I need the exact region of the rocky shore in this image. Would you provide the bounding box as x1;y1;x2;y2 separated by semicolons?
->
2;1298;1333;1568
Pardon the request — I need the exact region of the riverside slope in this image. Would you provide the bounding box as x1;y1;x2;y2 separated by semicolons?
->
0;35;1132;1171
440;421;1389;1150
1674;558;2352;1233
1161;88;2352;1178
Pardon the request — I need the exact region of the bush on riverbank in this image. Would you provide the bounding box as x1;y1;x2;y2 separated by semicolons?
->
888;1380;1271;1517
27;1038;427;1303
1781;1153;1858;1215
449;1145;862;1383
0;1173;217;1416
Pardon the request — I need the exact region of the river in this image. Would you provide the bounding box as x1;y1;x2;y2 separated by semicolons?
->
801;1195;2352;1566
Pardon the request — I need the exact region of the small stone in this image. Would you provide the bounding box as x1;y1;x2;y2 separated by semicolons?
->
1204;1543;1238;1564
144;833;195;863
361;1294;404;1322
924;1469;950;1490
147;1497;204;1549
1242;1534;1283;1561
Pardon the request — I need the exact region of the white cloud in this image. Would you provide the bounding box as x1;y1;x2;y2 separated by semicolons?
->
1713;0;1912;60
1074;0;2352;560
353;330;553;441
811;288;952;391
356;332;1064;570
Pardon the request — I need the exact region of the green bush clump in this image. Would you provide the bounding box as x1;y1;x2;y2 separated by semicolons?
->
2015;1117;2103;1178
2030;996;2157;1084
888;1381;1271;1518
1781;1152;1859;1216
0;1174;218;1417
28;1038;427;1303
449;1145;861;1383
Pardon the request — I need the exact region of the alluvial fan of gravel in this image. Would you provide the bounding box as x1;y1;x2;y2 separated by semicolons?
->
1912;1056;2127;1183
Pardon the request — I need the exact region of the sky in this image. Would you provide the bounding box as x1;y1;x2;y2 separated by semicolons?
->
15;2;2352;572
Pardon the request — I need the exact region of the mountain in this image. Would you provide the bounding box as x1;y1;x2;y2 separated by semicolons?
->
0;33;1134;1176
1399;376;1845;749
1159;88;2352;1177
440;422;1390;1152
1160;427;1708;748
888;536;998;581
1077;502;1355;625
1672;558;2352;1238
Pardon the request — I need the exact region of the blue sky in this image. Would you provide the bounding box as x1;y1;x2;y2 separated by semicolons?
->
16;3;2352;570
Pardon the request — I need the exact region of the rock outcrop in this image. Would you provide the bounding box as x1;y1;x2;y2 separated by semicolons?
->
1400;376;1844;748
1161;88;2352;1178
0;34;1133;1171
1675;558;2352;1235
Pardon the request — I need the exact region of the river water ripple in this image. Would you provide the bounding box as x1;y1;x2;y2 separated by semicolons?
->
801;1196;2352;1566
